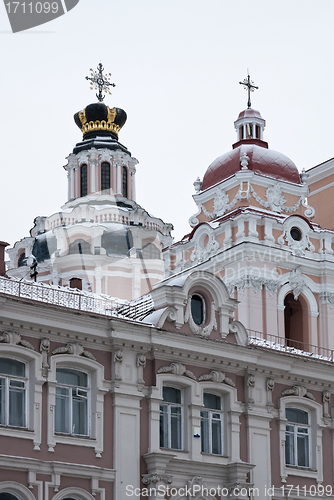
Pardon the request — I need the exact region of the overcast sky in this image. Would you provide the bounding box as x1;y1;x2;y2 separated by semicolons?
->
0;0;333;246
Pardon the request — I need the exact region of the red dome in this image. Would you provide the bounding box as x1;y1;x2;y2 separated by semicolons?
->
201;144;300;190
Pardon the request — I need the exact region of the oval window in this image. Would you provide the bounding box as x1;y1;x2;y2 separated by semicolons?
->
290;227;302;241
191;294;205;325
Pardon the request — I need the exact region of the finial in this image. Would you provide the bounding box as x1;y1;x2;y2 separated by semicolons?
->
85;63;115;102
239;72;258;109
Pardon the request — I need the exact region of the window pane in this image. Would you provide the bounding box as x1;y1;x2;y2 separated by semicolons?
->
0;358;25;377
55;386;70;433
101;162;110;191
80;164;87;197
297;434;309;467
286;408;308;425
170;407;182;449
212;418;222;455
203;393;221;410
160;404;168;448
163;387;181;404
285;429;295;465
122;167;128;198
72;390;88;435
56;368;87;388
9;382;25;427
191;295;204;325
0;378;5;425
201;411;210;453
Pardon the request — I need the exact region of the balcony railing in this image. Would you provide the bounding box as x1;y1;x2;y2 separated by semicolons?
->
247;329;334;363
0;276;153;321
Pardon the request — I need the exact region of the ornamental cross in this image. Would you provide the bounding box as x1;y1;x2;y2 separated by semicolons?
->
239;73;258;109
86;63;115;102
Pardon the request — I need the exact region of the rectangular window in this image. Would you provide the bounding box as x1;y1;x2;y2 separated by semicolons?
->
55;368;89;436
285;408;310;467
201;393;223;455
160;387;182;450
0;358;26;428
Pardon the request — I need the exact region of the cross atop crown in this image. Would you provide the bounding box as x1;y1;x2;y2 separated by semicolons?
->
86;63;115;102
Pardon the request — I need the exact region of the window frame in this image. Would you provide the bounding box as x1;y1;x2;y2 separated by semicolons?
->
201;392;224;456
55;367;90;437
0;357;28;429
160;386;183;450
80;164;88;197
285;408;310;468
48;354;107;457
122;166;128;198
279;396;323;483
101;162;110;192
0;347;43;450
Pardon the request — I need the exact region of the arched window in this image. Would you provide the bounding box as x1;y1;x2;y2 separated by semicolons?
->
69;278;82;291
122;167;128;198
141;243;160;259
55;368;89;436
284;293;309;349
0;357;26;427
191;294;205;325
80;164;87;197
101;162;110;192
201;393;223;455
69;239;91;255
18;252;26;267
0;494;21;500
160;386;182;450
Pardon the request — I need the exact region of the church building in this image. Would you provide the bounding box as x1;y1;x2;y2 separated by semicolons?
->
0;68;333;500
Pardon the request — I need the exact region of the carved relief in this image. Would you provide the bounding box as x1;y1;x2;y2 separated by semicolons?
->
52;342;96;360
0;331;34;350
198;370;235;387
190;232;220;263
288;268;306;300
281;385;315;400
142;473;172;486
323;390;331;418
184;297;217;337
157;362;196;380
278;229;315;256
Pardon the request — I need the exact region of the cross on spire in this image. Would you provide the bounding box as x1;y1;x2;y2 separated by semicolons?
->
86;63;115;102
239;73;258;109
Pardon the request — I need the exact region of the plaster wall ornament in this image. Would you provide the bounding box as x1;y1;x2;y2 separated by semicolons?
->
198;370;235;387
142;473;173;486
250;183;314;217
193;177;202;193
188;207;202;227
229;320;249;346
99;149;113;162
157;362;196;380
247;374;255;388
137;352;146;386
184;297;217;337
52;342;96;360
40;338;50;376
114;349;123;363
320;292;334;310
266;378;275;408
279;228;315;257
201;183;245;219
0;331;34;350
225;275;280;298
281;385;315;400
288;268;307;300
323;390;331;418
190;232;220;264
300;168;309;185
240;152;250;169
77;151;89;165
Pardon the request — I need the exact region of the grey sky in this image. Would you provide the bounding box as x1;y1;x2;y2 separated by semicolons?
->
0;0;333;245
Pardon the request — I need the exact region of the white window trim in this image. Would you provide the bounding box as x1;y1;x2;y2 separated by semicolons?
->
278;396;323;483
148;374;242;464
0;481;36;500
160;387;183;451
55;368;90;437
0;345;43;450
48;354;107;457
201;392;224;456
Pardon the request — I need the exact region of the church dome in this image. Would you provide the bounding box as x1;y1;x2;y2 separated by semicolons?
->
201;108;301;190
